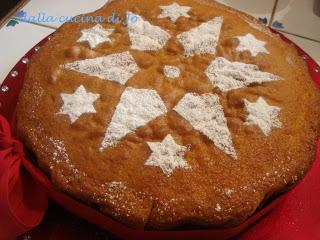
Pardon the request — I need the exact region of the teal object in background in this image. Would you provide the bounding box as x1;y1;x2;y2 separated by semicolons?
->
6;19;19;27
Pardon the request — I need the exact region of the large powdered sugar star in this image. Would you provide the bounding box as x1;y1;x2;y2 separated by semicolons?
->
244;97;282;136
60;3;284;168
77;24;114;49
58;85;100;123
145;134;191;176
235;33;269;56
158;2;191;22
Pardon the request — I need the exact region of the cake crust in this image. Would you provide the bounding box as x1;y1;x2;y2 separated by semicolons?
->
16;0;320;230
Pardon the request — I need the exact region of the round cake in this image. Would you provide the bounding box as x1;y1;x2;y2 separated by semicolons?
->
16;0;320;230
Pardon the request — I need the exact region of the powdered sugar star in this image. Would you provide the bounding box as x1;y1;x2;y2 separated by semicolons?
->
77;24;114;49
65;8;283;163
158;2;191;22
145;134;191;177
58;85;100;123
244;97;282;136
235;33;269;57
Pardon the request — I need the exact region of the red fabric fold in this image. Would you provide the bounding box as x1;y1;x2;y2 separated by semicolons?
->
0;116;48;240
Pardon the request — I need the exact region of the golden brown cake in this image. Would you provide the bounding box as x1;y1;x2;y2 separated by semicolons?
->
16;0;320;230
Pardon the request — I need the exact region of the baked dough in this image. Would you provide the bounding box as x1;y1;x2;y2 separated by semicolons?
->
16;0;320;230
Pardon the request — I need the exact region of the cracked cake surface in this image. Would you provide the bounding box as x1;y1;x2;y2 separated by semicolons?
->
16;0;320;230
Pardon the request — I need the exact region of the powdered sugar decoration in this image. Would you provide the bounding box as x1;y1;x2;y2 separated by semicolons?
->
77;24;114;49
235;33;269;57
174;93;237;159
244;97;282;136
55;7;285;178
108;181;127;192
58;85;100;123
49;137;69;164
100;87;167;151
205;57;281;92
62;51;140;85
158;2;191;23
127;11;171;51
177;17;223;57
163;65;180;78
145;134;191;177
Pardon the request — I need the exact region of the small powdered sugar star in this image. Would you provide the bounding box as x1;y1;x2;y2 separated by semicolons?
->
58;85;100;123
77;24;114;49
235;33;269;57
244;97;282;136
158;2;191;22
145;134;191;177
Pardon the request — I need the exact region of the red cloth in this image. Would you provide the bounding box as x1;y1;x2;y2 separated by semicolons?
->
0;116;47;240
